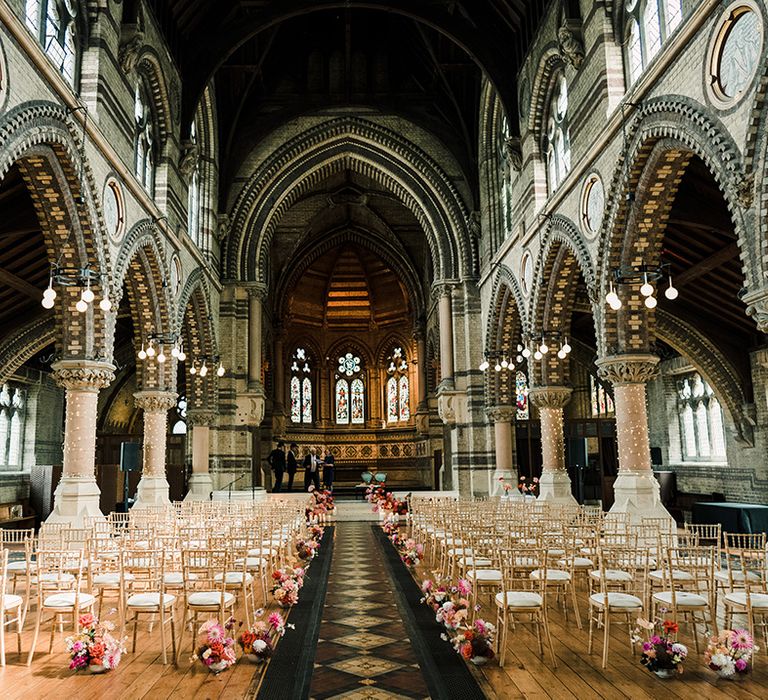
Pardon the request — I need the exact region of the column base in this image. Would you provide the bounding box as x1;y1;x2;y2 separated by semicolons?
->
184;473;213;501
45;476;105;527
537;471;579;507
133;476;171;508
608;471;674;525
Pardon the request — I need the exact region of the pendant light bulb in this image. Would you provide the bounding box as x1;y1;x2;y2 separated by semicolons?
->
171;344;180;358
644;295;658;309
539;342;548;354
199;361;208;377
479;360;489;372
99;296;112;312
665;276;679;300
640;273;654;298
534;350;543;361
217;362;225;377
157;347;166;363
522;347;531;359
82;284;95;304
557;349;567;359
501;358;508;369
146;343;155;357
42;295;55;309
516;355;523;364
75;299;88;313
190;365;197;375
494;362;502;372
138;344;147;360
562;338;572;354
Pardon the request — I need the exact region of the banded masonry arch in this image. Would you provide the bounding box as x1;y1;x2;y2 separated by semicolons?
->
114;220;175;392
478;81;509;252
224;117;474;285
0;101;112;360
528;215;598;387
597;97;752;356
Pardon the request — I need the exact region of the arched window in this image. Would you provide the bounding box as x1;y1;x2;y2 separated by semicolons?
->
385;347;410;423
544;73;570;194
171;395;187;435
0;384;26;467
26;1;78;88
665;0;682;33
498;114;513;237
515;371;529;420
625;1;685;85
589;375;615;417
643;0;662;59
335;379;349;424
336;351;364;425
676;372;726;461
628;20;643;84
134;81;155;194
351;379;365;424
290;348;312;424
187;121;201;247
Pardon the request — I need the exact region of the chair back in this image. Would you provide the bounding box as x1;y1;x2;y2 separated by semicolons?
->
36;548;85;596
664;545;715;608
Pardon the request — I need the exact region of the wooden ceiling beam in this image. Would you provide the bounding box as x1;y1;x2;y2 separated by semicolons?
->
674;242;740;288
0;266;43;300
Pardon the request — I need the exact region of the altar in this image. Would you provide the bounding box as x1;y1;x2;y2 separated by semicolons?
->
211;488;268;502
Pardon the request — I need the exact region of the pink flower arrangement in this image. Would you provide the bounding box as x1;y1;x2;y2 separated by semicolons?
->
518;475;539;495
306;488;335;520
400;538;424;570
296;538;320;560
237;610;294;661
633;618;687;674
271;566;305;606
705;629;757;677
308;524;324;540
65;613;126;671
451;619;496;662
193;618;237;672
366;485;408;515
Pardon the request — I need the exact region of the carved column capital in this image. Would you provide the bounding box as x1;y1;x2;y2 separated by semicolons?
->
596;354;660;386
431;280;458;300
245;282;269;301
52;360;116;392
134;390;178;413
186;409;217;427
528;386;572;409
486;404;516;423
743;286;768;333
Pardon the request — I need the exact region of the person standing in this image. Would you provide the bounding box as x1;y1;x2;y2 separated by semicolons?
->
303;446;321;492
322;445;335;490
268;440;286;492
286;442;299;491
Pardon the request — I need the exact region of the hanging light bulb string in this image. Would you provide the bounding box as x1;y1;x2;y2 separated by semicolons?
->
604;262;677;311
480;332;571;373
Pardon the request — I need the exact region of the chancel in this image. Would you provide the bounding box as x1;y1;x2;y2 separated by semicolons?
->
0;0;767;697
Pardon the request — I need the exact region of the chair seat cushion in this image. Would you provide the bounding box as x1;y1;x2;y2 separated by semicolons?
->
652;591;707;607
247;548;276;557
715;569;760;583
214;572;253;585
531;568;571;582
590;592;643;609
649;569;693;581
163;572;199;585
93;572;135;585
558;557;593;568
448;548;473;557
495;591;543;608
188;591;236;607
1;593;23;609
467;569;502;582
36;573;75;584
44;592;95;608
589;569;633;582
7;561;33;573
458;557;491;568
127;592;175;608
724;592;768;608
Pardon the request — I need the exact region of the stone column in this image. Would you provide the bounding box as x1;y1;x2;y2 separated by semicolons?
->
487;405;516;495
528;386;578;506
596;354;673;524
415;329;428;410
437;285;454;388
184;409;216;501
133;390;178;507
247;284;267;391
273;331;285;410
46;360;115;526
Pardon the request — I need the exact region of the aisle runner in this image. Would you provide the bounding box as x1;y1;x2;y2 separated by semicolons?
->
309;522;432;699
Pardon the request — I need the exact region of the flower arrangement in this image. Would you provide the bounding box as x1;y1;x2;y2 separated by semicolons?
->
634;618;688;676
65;613;126;672
366;485;408;515
308;524;324;541
237;610;293;663
451;619;496;665
518;475;539;496
705;629;757;678
272;566;305;606
192;618;237;673
296;538;319;561
382;513;399;537
426;578;473;631
307;487;335;521
400;538;424;570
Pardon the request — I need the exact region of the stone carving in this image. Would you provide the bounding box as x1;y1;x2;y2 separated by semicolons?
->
246;282;268;300
217;213;231;242
528;386;572;409
743;286;768;333
186;409;217;427
486;405;516;423
468;211;481;240
558;22;585;70
437;389;467;425
735;172;754;208
52;360;116;392
503;136;523;172
134;390;178;412
179;140;200;179
596;354;660;386
118;32;145;75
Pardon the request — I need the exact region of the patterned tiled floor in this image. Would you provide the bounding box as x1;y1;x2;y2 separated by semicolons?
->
309;523;431;700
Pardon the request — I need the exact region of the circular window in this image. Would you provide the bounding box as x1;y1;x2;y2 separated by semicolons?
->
103;178;124;243
708;3;763;106
521;251;533;296
581;173;605;238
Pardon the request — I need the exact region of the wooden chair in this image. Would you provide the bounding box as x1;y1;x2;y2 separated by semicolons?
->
26;548;95;665
722;546;768;652
1;528;34;623
0;549;24;666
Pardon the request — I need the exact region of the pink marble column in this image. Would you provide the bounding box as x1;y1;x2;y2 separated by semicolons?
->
133;390;177;507
486;405;515;495
184;409;216;501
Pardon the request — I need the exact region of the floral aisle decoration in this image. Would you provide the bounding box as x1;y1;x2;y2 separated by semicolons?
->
192;618;237;673
307;487;335;522
450;618;496;665
400;538;424;571
382;513;399;538
65;613;126;673
634;618;688;678
705;629;757;678
237;610;294;664
272;566;306;607
422;578;476;631
518;475;539;496
296;537;320;561
308;524;324;541
366;485;408;515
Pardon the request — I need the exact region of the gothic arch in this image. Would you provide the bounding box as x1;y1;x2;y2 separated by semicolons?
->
134;48;174;145
597;97;752;355
375;333;415;367
0;317;56;386
527;48;566;146
478;81;505;251
224;117;473;284
179;276;217;410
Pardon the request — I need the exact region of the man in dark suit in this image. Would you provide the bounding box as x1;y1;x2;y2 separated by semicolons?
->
303;446;321;492
286;443;299;491
268;440;286;492
322;445;335;490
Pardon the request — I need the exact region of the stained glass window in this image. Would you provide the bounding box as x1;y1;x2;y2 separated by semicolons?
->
302;378;312;423
187;120;201;247
351;379;365;424
336;380;349;424
589;375;615;417
135;82;155;193
387;377;398;423
515;371;529;420
290;377;301;423
399;376;410;421
26;1;78;87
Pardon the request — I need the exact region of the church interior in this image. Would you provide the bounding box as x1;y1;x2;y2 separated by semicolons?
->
1;0;768;697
